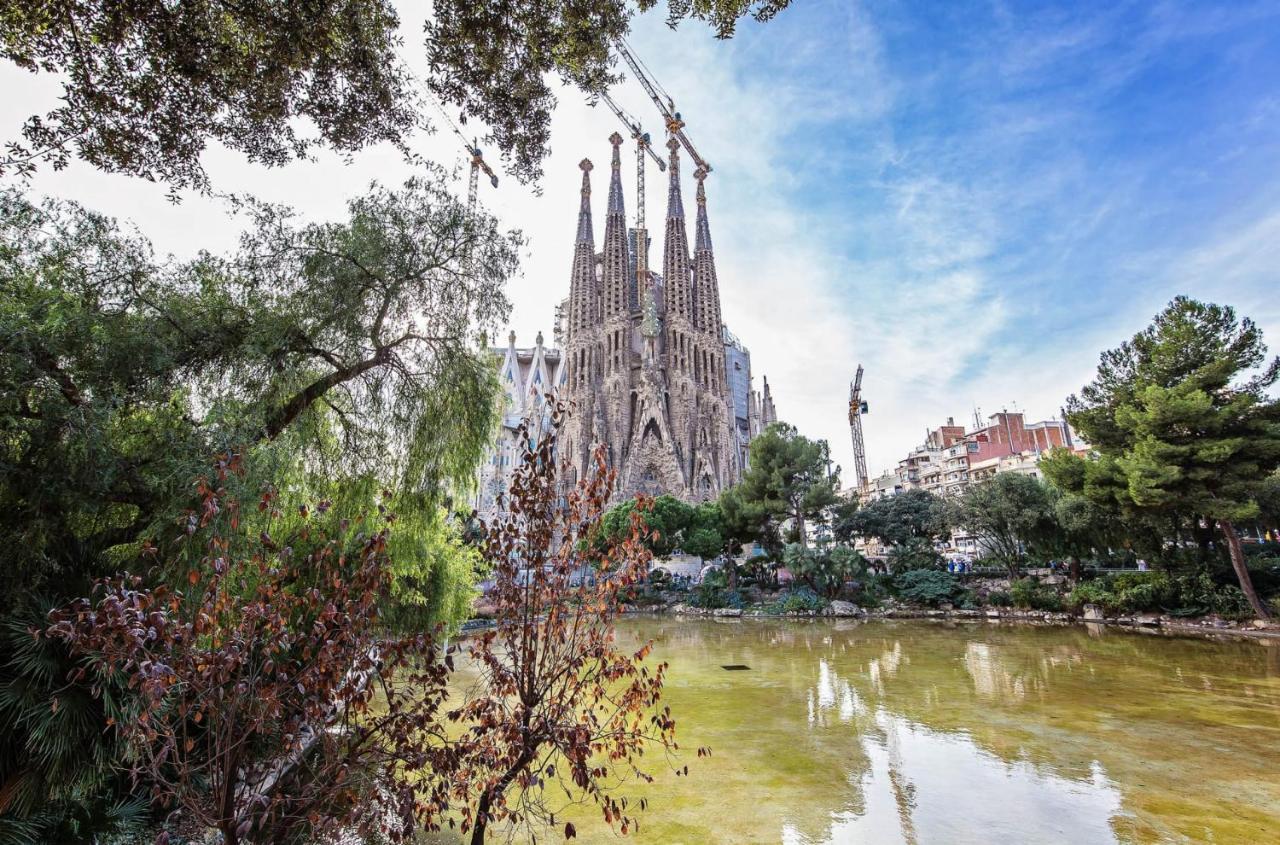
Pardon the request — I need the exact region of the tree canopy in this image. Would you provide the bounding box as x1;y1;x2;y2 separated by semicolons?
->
0;175;517;605
844;488;948;549
0;178;516;838
1;0;416;190
726;422;839;542
949;473;1057;577
3;0;792;188
1060;297;1280;617
599;494;724;559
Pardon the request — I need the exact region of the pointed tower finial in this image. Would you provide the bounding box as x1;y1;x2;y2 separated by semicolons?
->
662;135;692;323
535;330;543;347
665;137;684;220
576;159;594;244
607;133;625;215
508;330;517;347
694;166;712;253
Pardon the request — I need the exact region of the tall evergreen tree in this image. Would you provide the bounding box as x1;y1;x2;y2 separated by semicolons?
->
727;422;838;543
1065;297;1280;618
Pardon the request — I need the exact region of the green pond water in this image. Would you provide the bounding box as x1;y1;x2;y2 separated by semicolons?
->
435;619;1280;844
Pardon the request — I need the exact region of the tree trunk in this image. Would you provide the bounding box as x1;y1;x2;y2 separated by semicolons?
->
1219;519;1270;620
470;790;493;845
1068;555;1081;583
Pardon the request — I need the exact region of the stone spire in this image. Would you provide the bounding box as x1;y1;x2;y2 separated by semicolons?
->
662;137;694;323
692;167;723;339
575;159;594;245
761;376;778;426
567;159;598;376
601;133;630;322
694;168;713;253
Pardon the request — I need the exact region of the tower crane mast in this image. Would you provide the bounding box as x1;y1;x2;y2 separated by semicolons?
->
430;96;497;210
849;365;870;492
598;92;665;232
614;39;712;175
464;143;499;212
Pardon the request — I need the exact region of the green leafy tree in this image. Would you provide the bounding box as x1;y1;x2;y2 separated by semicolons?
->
682;501;726;559
3;0;792;188
599;496;725;560
847;489;946;548
783;544;865;599
425;0;792;183
950;474;1057;578
0;176;516;836
829;495;861;545
1065;297;1280;618
1;0;416;190
730;422;839;543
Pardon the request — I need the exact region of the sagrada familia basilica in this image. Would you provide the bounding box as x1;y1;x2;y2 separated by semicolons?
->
474;133;777;518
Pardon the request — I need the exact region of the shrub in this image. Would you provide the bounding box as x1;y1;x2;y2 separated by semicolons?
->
986;590;1013;607
688;571;743;609
1065;579;1113;611
770;587;826;614
892;569;962;607
1065;571;1250;618
1009;577;1063;611
886;540;943;573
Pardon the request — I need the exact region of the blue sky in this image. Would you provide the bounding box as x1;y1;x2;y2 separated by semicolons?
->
622;0;1280;478
3;0;1278;480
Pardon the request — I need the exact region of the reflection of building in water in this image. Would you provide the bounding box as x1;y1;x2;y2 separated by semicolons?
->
867;641;906;696
963;641;1084;702
964;642;1029;701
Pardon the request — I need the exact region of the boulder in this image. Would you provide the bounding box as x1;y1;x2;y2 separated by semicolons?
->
828;600;859;617
1082;604;1104;622
713;607;743;618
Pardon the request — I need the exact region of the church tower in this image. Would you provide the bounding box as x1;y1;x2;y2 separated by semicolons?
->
600;133;634;466
555;135;771;504
687;166;733;498
661;137;698;488
562;159;601;481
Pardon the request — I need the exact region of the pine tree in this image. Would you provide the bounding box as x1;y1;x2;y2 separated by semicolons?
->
1066;297;1280;618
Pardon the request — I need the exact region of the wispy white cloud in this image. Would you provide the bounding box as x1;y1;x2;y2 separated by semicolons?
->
2;0;1277;486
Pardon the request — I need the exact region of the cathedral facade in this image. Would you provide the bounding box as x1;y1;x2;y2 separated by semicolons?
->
473;133;777;518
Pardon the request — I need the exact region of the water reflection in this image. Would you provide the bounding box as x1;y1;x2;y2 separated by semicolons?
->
434;619;1280;844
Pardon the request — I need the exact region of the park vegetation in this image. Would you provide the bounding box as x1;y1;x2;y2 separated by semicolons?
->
600;300;1280;625
2;1;791;839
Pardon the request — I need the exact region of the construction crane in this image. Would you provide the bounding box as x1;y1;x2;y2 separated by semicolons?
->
848;365;870;492
597;92;666;232
614;39;712;175
405;59;500;211
463;142;499;212
427;94;497;210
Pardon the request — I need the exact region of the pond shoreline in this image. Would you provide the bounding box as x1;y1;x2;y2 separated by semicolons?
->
623;605;1280;642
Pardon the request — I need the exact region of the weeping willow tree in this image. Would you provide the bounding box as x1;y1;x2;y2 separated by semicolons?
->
0;172;518;840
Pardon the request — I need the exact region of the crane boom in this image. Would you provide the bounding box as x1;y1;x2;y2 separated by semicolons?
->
615;40;712;175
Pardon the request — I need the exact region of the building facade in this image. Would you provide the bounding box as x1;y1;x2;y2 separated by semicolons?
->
862;409;1080;505
474;134;777;518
